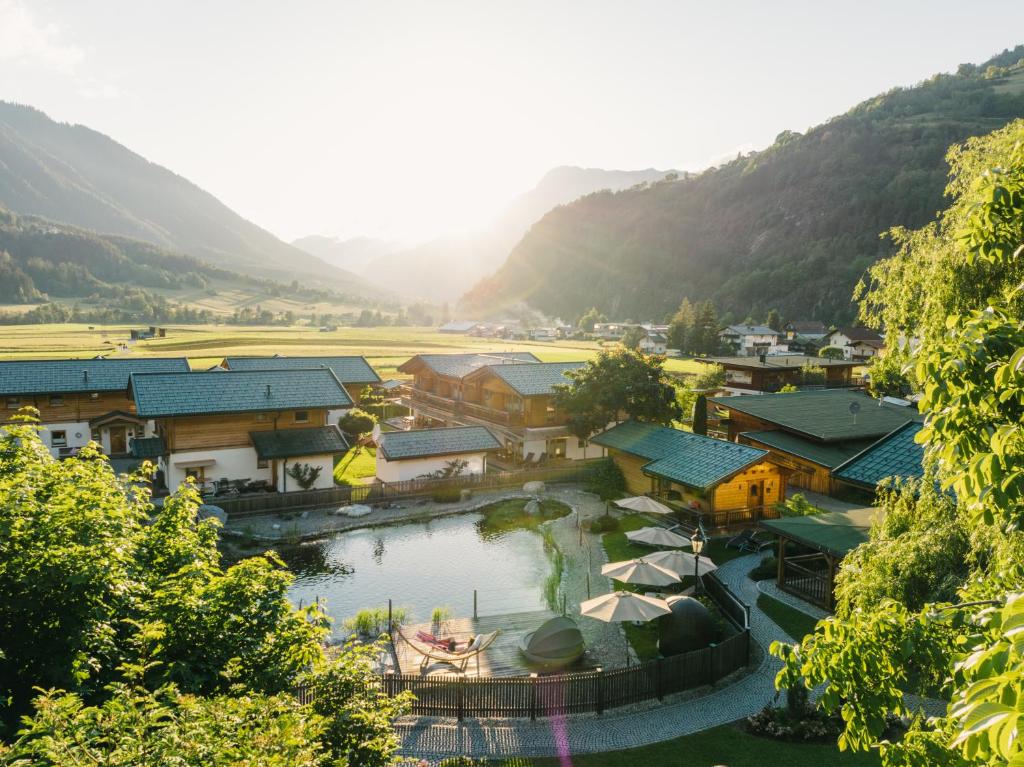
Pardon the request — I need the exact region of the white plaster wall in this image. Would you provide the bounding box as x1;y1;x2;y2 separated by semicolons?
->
278;454;336;492
40;421;91;457
565;438;606;460
165;446;272;492
376;452;487;483
521;438;546;462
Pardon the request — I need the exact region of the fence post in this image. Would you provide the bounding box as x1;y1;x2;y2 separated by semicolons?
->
656;657;664;701
595;667;604;715
473;589;478;620
388;599;393;636
457;675;465;721
529;673;538;721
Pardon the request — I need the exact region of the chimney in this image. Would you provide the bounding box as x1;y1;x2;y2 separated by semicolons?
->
265;384;271;398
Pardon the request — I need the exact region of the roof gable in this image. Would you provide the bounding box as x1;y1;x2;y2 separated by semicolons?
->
0;358;189;395
466;361;587;396
130;369;353;418
223;356;380;383
397;352;540;379
833;422;926;489
592;421;768;490
709;390;916;442
377;426;501;460
741;430;874;468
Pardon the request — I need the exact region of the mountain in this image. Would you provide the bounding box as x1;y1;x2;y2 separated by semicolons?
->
291;235;400;273
0;102;380;298
357;166;678;301
462;47;1024;325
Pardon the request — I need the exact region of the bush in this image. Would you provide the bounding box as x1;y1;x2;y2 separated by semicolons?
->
749;555;778;581
431;485;462;503
745;701;843;743
589;515;620;533
338;408;376;442
585;458;626;500
775;493;821;517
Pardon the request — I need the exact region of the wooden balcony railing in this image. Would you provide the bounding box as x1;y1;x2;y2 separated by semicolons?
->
399;386;523;426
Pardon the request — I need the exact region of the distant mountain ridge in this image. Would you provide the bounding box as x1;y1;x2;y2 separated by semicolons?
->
462;46;1024;324
0;102;380;298
290;235;401;274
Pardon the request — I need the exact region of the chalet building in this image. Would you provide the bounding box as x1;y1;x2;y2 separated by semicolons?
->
782;321;828;355
709;389;918;495
592;421;789;527
821;327;885;361
637;332;668;354
717;325;781;357
397;354;605;463
221;355;380;416
375;425;501;482
130;369;352;493
0;357;189;457
698;355;860;395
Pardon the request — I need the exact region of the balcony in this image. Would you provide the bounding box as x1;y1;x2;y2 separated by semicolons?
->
399;386;523;427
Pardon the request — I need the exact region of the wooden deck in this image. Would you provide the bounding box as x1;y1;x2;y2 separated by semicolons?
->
394;609;588;678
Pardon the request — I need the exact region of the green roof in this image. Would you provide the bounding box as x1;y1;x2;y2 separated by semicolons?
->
130;369;352;418
470;361;587;396
250;426;349;459
224;356;380;384
702;355;857;370
741;430;874;468
377;426;501;460
591;421;768;490
129;436;165;459
0;358;189;395
759;507;882;557
709;390;916;442
833;422;926;489
398;353;540;379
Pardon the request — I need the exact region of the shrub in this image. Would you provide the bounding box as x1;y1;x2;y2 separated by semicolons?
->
748;554;778;581
431;485;462;503
589;515;620;533
585;458;626;500
775;493;821;517
338;408;376;442
286;461;322;489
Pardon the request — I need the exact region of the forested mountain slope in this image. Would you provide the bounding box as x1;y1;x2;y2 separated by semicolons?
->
0;102;377;296
463;47;1024;324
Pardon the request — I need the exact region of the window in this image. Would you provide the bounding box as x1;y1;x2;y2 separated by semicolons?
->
51;430;67;448
257;458;269;469
254;413;268;422
294;410;309;423
577;439;587;449
90;392;99;400
49;394;64;407
6;396;19;409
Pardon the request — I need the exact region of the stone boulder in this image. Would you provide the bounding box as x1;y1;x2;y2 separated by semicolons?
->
523;480;546;494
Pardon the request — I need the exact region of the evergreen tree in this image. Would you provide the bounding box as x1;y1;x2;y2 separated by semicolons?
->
667;297;695;351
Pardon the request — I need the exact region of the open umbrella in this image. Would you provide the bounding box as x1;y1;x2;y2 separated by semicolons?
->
625;527;691;548
642;549;718;577
580;591;672;623
613;496;674;515
601;558;682;587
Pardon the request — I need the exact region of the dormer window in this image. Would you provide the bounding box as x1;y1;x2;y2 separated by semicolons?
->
5;396;19;409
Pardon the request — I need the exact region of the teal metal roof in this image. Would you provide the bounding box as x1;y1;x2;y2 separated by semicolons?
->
130;369;352;418
591;421;768;490
250;426;349;459
760;507;881;557
471;361;587;396
709;390;917;442
833;422;926;489
0;358;189;395
398;353;540;379
740;430;873;468
223;356;380;383
129;436;165;459
377;426;501;461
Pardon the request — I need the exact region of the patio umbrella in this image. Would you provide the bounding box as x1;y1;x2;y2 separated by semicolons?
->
625;527;691;548
580;591;672;623
642;549;718;577
601;558;682;587
613;496;674;515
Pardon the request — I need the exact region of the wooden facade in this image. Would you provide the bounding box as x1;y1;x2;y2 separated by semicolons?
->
157;408;329;452
1;390;139;426
739;435;834;494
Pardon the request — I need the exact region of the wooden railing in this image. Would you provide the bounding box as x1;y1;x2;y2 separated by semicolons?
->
781;553;831;609
703;571;750;630
653;497;781;531
398;386;523;426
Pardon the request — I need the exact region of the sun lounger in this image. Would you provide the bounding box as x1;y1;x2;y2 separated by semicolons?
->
398;628;501;674
727;528;774;553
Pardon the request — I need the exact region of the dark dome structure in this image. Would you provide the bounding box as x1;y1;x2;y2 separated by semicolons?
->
518;616;586;670
658;596;716;656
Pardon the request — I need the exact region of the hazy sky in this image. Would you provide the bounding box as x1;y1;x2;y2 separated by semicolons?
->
3;0;1024;243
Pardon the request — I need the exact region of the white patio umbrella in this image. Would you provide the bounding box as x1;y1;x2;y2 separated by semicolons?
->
601;558;682;587
642;549;718;578
613;496;674;515
580;591;672;623
625;527;691;548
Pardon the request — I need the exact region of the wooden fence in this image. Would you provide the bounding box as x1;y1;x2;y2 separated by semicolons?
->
703;571;750;630
217;460;606;518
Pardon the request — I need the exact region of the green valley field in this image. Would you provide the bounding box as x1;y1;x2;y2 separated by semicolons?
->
0;323;706;378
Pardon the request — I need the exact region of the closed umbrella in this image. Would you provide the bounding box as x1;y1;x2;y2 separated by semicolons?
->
626;527;691;548
601;558;681;587
614;496;674;515
580;591;672;623
642;549;718;577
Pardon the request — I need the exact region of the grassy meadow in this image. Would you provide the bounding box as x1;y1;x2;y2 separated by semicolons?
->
0;323;706;378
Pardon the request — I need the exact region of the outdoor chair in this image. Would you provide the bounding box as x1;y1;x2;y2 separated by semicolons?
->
398;628;501;675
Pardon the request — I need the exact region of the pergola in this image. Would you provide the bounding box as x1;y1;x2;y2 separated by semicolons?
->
758;507;881;611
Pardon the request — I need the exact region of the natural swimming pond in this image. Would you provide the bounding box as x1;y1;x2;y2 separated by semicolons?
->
270;500;572;638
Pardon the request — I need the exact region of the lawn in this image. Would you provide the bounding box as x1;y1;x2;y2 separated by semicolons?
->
333;446;377;485
510;723;880;767
757;593;821;641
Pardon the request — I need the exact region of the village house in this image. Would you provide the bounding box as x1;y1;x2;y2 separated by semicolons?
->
592;420;789;527
697;354;860;395
0;357;189;458
375;425;501;482
717;325;782;357
397;353;605;464
637;331;668;354
821;326;885;361
129;368;352;493
709;389;918;495
221;355;380;417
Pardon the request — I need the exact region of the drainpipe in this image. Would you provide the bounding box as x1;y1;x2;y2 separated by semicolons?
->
282;458;288;492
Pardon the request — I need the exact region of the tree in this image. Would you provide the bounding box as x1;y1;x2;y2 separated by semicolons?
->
577;307;606;332
620;325;648;350
866;354;914;398
690;301;722;356
692;395;708;435
765;308;782;331
667;298;695;351
553;348;682;441
338;408;376;443
287;462;323;489
818;346;846;360
799;362;826;386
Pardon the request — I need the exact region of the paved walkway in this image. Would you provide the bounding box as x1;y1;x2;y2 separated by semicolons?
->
757;580;831;621
395;552;791;760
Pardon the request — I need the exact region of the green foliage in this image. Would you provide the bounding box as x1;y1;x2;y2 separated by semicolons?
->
577;306;607;332
866;354;915;398
818;346;846;360
417;458;469;480
554;348;682;440
776;493;821;517
286;462;323;490
430;485;462;503
667;297;695;351
588;515;621;533
778;383;800;393
749;554;779;581
343;607;408;638
799;363;826;386
766;308;782;332
338;408;377;442
692;394;708;435
621;324;648;350
585;458;626;501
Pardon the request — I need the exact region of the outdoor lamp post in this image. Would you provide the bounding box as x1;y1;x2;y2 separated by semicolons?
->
691;526;707;594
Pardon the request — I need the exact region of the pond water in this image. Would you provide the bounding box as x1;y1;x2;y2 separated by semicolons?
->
272;502;569;637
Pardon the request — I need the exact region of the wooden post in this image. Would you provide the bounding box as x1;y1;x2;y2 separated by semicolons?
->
388;599;393;636
776;536;785;585
595;667;604;715
655;656;664;701
529;673;538;721
473;589;478;620
457;675;465;721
